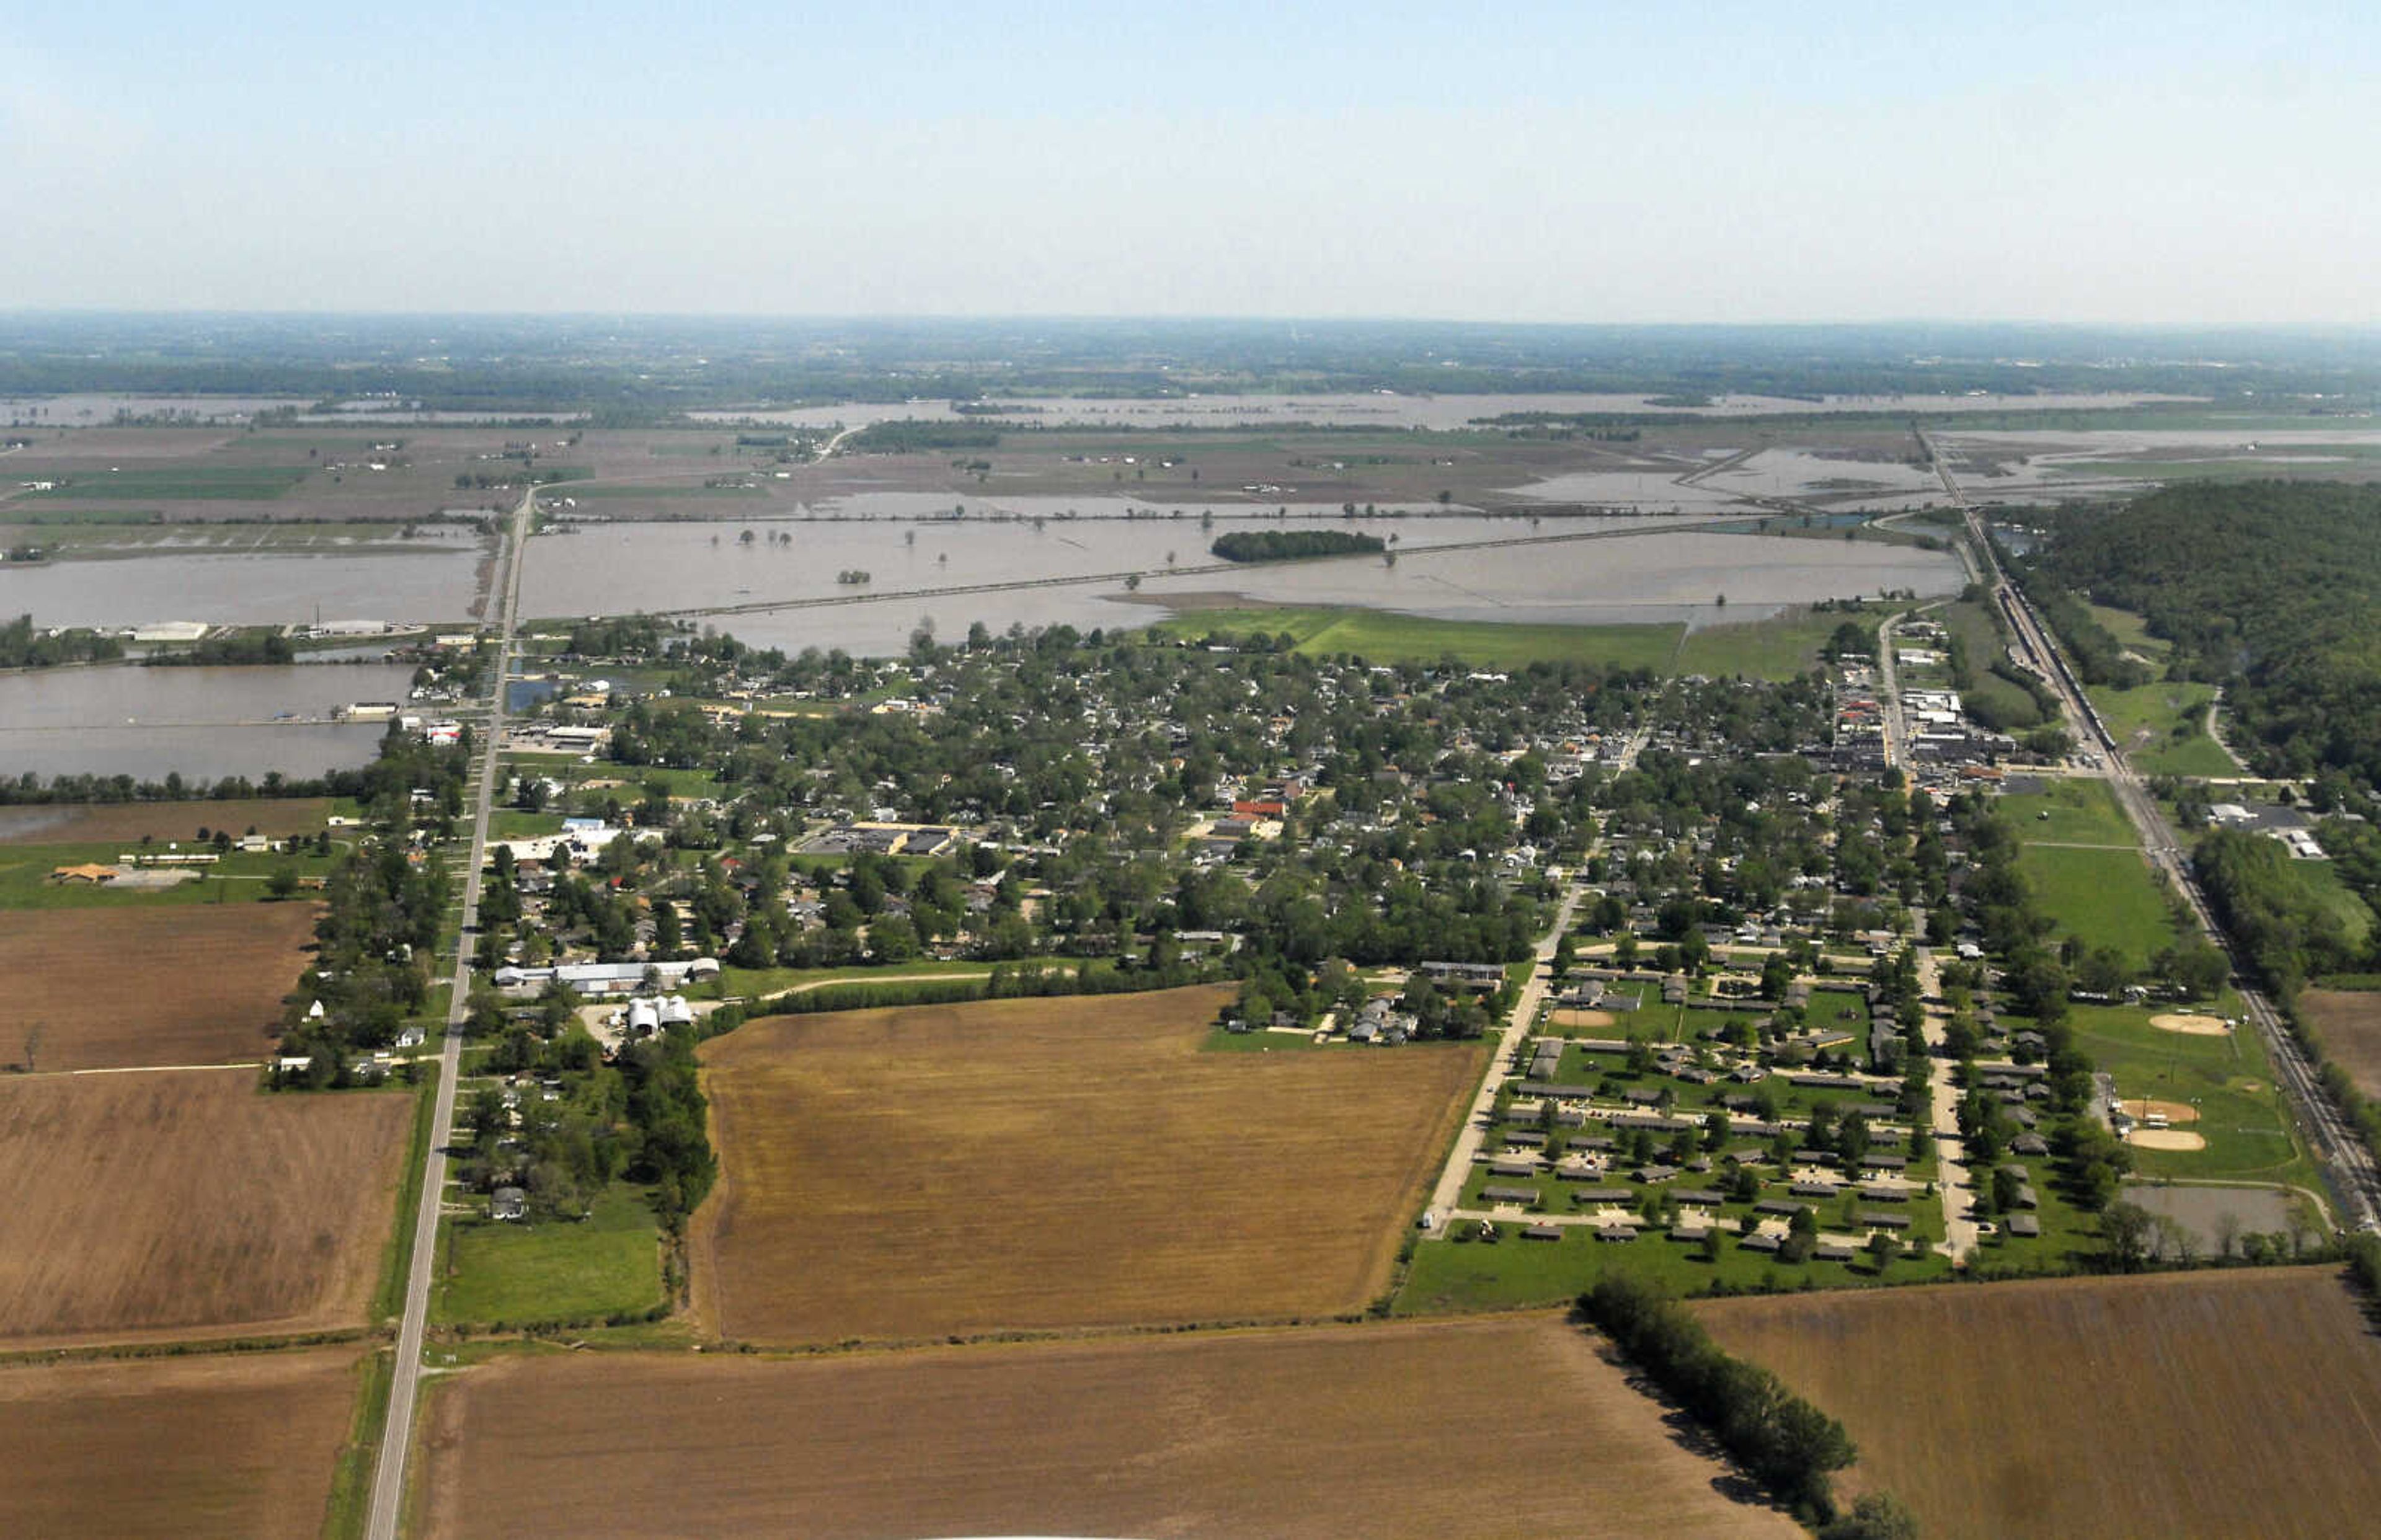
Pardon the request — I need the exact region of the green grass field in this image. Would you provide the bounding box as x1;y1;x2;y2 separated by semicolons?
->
1396;1218;1952;1312
1674;608;1851;681
2089;678;2239;777
2000;777;2137;846
1151;606;1685;672
2016;845;2178;971
2057;1001;2318;1191
0;841;341;909
432;1183;665;1327
21;466;309;500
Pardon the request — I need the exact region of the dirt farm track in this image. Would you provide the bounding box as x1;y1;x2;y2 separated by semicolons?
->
1701;1267;2381;1540
691;986;1483;1343
0;1070;411;1346
0;903;319;1071
0;1347;363;1539
415;1315;1797;1540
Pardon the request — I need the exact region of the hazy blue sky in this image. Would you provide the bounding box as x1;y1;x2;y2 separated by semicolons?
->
6;1;2375;322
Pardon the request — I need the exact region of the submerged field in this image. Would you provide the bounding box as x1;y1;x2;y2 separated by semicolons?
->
0;1346;365;1539
1700;1268;2381;1540
0;903;317;1071
414;1314;1796;1540
0;1070;411;1345
691;986;1483;1343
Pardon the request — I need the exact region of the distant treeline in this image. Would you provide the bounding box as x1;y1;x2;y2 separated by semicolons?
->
143;629;295;666
0;613;122;669
846;420;1001;453
1210;529;1385;563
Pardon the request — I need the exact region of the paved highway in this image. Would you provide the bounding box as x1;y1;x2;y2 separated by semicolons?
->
363;487;534;1540
1919;431;2380;1232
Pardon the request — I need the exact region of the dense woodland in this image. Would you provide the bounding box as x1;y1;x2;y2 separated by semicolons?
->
0;613;122;668
2030;482;2381;788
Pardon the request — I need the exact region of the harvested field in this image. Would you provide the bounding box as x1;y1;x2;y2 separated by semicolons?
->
416;1315;1796;1540
0;904;317;1071
0;1347;363;1538
0;1071;411;1345
2150;1012;2230;1036
1701;1268;2381;1540
0;797;330;845
693;986;1483;1343
2301;989;2381;1100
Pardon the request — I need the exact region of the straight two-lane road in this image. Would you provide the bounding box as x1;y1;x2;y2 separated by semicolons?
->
363;488;533;1540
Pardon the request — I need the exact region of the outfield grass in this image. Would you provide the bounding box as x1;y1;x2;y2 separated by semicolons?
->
2057;1001;2318;1191
2016;845;2178;971
1151;606;1685;672
432;1184;665;1328
2000;777;2136;846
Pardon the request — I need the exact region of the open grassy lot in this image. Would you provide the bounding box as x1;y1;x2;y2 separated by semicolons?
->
2016;844;2178;970
1674;606;1851;681
691;985;1483;1343
1150;603;1684;671
0;1070;411;1347
19;466;310;500
432;1183;663;1328
0;1346;366;1539
2299;989;2381;1100
414;1315;1797;1540
0;903;317;1071
1399;1220;1951;1312
0;797;330;845
2090;678;2237;777
0;841;342;909
2000;776;2136;846
1700;1267;2381;1540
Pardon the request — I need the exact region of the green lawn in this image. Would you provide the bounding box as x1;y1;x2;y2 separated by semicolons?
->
2016;845;2179;971
2085;602;2168;658
2001;777;2137;847
0;841;341;909
432;1183;665;1327
1674;607;1855;682
2088;678;2238;777
1396;1216;1951;1312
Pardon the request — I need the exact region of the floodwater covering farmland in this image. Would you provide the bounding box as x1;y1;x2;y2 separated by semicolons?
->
613;527;1963;658
0;663;419;782
0;546;483;629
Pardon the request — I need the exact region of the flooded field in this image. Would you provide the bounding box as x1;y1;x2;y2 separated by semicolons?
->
0;664;417;782
0;548;481;629
677;529;1963;658
517;513;1711;621
690;391;2201;432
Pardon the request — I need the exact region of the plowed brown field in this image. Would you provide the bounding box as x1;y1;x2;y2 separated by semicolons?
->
0;904;317;1071
0;797;330;845
1700;1267;2381;1539
415;1315;1798;1540
0;1071;411;1346
2302;989;2381;1100
692;986;1482;1343
0;1347;363;1538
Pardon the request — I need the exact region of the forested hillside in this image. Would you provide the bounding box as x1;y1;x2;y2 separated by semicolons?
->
2031;482;2381;788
